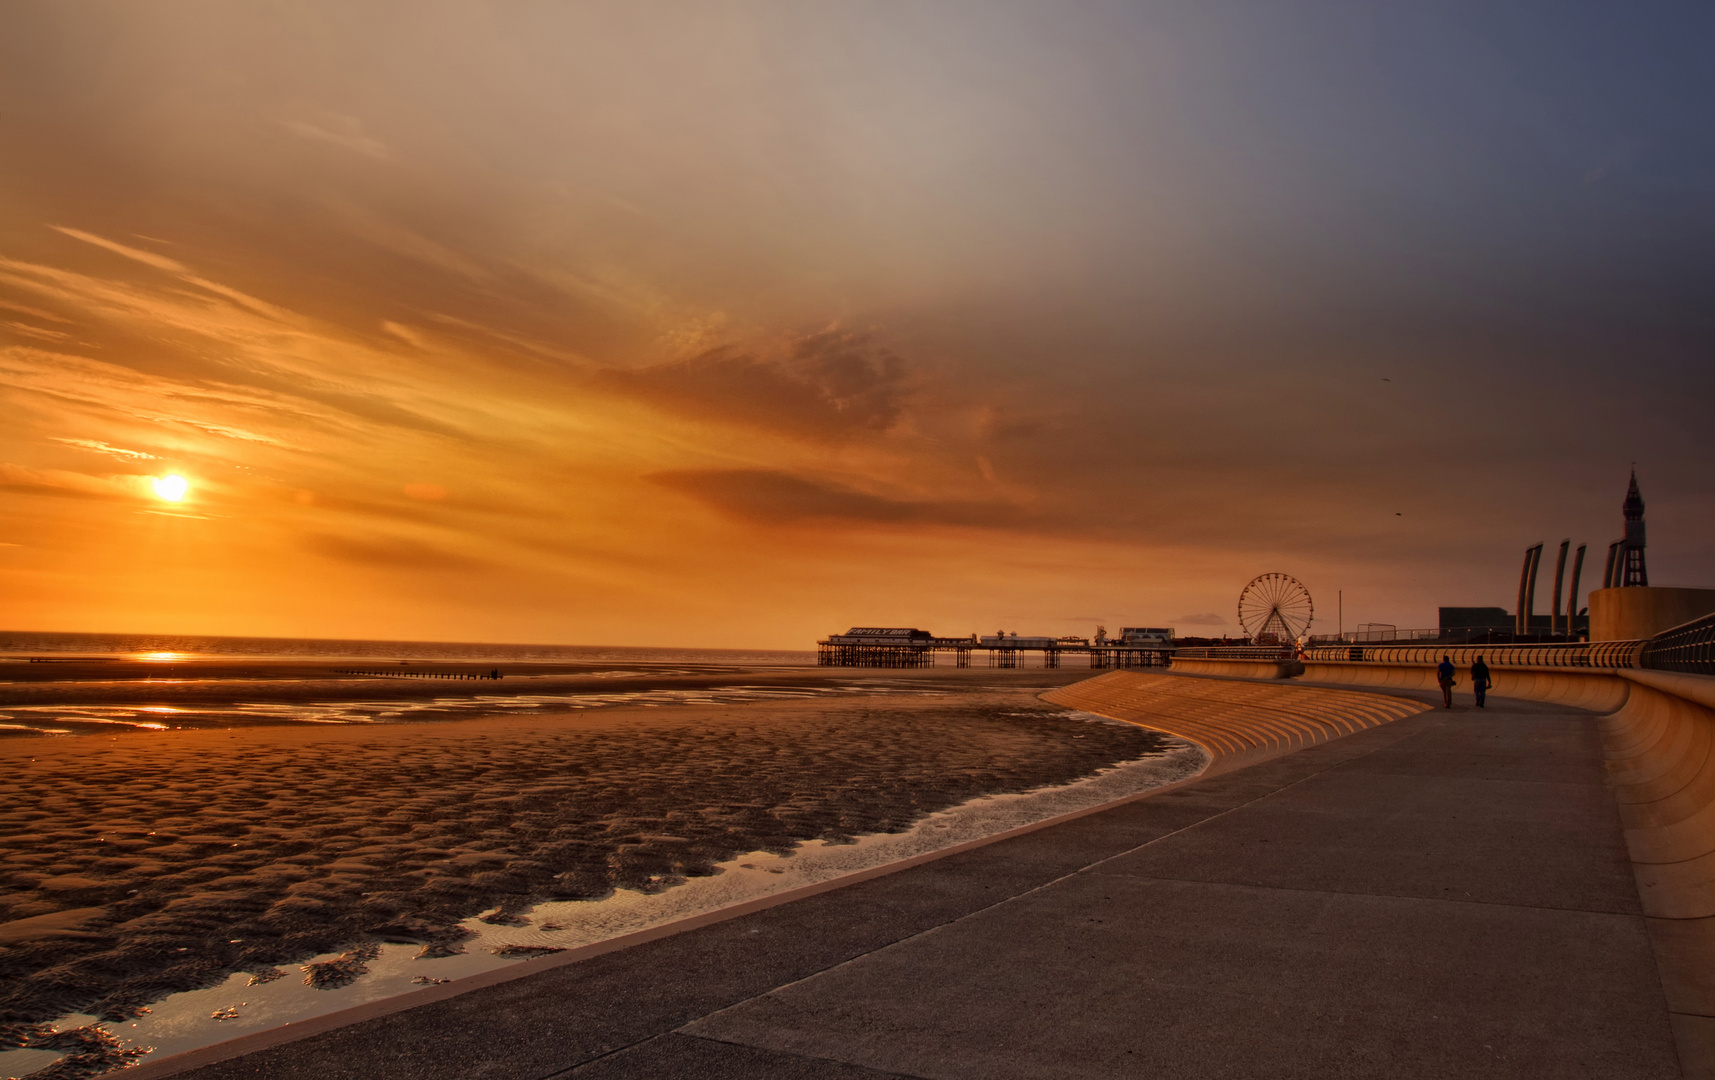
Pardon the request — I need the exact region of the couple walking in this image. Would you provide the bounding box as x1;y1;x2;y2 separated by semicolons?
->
1436;655;1493;708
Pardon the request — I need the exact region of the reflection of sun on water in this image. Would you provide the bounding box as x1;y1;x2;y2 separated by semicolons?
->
152;475;189;501
138;652;188;663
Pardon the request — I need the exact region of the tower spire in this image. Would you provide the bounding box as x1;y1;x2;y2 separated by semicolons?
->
1620;469;1648;586
1624;468;1645;521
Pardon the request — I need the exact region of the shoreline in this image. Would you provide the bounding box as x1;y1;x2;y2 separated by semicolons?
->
62;722;1205;1079
0;664;1093;736
0;677;1180;1078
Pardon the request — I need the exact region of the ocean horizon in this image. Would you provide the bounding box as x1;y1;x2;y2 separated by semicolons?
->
0;629;816;667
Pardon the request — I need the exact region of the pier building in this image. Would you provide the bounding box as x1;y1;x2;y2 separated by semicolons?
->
817;627;1172;669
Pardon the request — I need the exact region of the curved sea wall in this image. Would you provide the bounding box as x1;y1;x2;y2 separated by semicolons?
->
1596;667;1715;1068
1167;657;1303;681
1297;658;1634;713
1041;670;1428;777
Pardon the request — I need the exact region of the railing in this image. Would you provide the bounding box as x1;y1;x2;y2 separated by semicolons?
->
1175;647;1297;660
1641;612;1715;676
1302;642;1643;669
1308;628;1586;646
1309;628;1443;645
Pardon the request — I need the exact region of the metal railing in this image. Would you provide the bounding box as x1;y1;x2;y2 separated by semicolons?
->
1641;612;1715;676
1309;628;1442;645
1175;647;1297;660
1308;628;1587;646
1302;641;1644;669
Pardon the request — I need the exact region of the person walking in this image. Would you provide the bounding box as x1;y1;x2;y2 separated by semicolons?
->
1437;654;1456;708
1471;656;1492;708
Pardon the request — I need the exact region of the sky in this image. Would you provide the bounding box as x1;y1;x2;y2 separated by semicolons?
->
2;0;1712;649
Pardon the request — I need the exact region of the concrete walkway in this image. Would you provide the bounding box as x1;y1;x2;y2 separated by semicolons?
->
166;688;1680;1079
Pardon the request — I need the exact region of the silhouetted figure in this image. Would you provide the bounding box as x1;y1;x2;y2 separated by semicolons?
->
1437;655;1455;708
1471;656;1492;708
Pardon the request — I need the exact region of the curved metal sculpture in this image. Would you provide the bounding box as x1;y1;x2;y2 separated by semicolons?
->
1238;573;1314;645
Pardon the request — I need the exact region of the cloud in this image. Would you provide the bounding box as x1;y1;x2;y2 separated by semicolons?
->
51;438;158;462
0;255;464;443
0;300;72;324
604;329;913;440
382;321;427;348
0;463;142;501
651;468;1020;528
280;115;391;160
303;533;486;571
1173;612;1229;626
5;321;72;343
50;227;187;274
328;202;492;281
0;346;300;448
43;227;292;322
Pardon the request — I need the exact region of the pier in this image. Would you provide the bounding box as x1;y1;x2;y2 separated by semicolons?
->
817;626;1173;669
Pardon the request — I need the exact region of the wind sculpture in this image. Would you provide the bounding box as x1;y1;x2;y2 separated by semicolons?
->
1517;470;1645;638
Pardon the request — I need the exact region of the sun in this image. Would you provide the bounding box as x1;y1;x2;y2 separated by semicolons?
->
152;474;189;502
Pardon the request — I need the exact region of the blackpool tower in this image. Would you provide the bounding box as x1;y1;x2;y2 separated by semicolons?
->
1607;470;1649;587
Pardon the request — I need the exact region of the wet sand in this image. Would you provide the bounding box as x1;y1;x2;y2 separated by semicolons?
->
0;674;1181;1076
0;658;854;730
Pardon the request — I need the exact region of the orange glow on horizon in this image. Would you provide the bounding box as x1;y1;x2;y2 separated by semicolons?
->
1;6;1699;648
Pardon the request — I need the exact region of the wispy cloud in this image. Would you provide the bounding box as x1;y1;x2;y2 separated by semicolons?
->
280;114;391;160
605;330;915;441
303;533;486;571
0;462;145;501
3;320;72;343
45;227;291;321
50;227;188;273
1173;612;1229;626
51;437;158;462
0;300;72;324
651;468;1021;528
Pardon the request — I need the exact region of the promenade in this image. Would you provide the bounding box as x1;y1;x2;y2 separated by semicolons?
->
152;675;1679;1079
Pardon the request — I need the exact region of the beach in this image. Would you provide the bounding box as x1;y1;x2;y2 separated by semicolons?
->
0;665;1201;1078
0;655;835;735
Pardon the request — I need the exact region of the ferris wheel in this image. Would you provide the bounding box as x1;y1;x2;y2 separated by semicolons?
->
1238;573;1313;645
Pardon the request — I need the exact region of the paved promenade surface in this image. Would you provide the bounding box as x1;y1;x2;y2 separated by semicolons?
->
167;687;1679;1079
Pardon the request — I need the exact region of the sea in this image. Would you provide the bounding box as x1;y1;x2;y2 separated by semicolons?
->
0;631;1202;1079
0;630;826;737
0;630;816;667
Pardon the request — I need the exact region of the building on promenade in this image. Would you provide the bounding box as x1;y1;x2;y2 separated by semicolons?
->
1588;471;1715;640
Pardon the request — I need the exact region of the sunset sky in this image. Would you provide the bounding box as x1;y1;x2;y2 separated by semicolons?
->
2;1;1712;649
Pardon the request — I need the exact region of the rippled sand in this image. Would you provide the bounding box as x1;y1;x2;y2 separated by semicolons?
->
0;679;1178;1076
0;658;897;736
